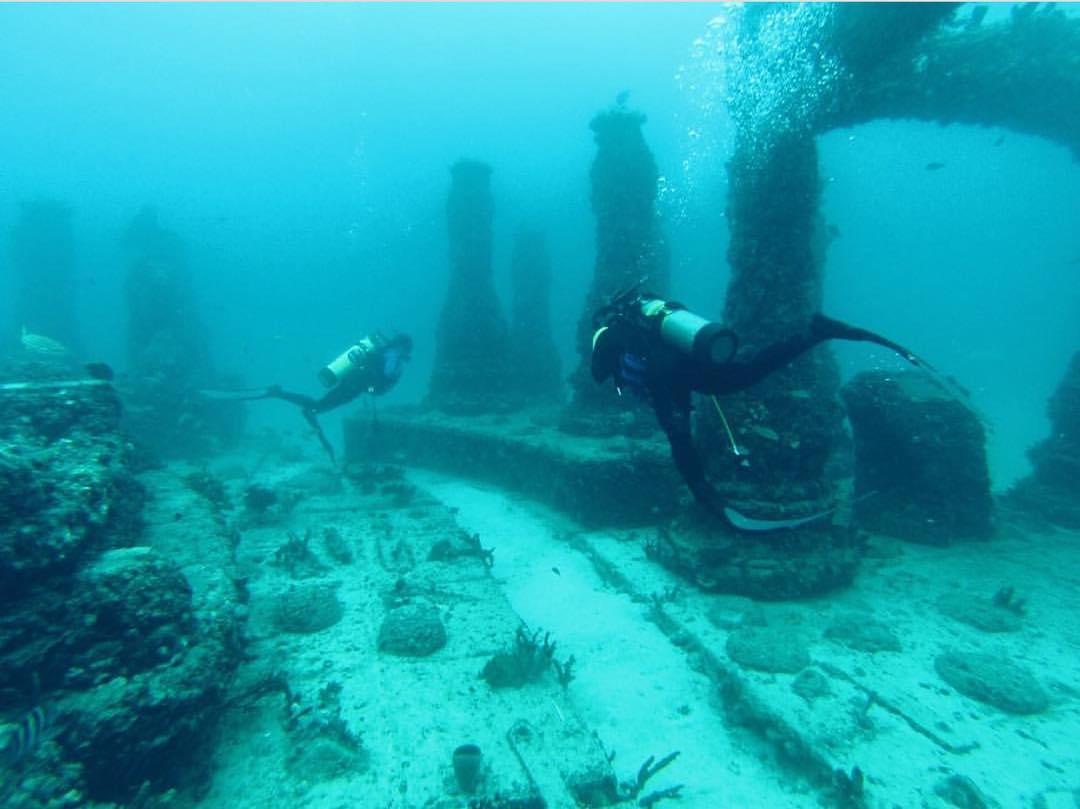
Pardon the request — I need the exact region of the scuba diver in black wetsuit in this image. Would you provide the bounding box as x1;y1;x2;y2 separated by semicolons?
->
589;283;927;531
239;332;412;462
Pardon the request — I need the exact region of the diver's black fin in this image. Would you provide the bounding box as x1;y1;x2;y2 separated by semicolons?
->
302;410;336;464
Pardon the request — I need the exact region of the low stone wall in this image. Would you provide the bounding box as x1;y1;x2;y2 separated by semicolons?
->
344;406;683;528
343;407;864;598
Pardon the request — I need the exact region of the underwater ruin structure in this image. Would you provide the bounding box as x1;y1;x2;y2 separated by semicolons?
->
0;364;242;803
350;5;1077;590
1007;352;1080;528
124;205;209;381
121;205;244;459
842;371;993;543
9;199;80;353
693;6;965;522
820;4;1080;158
507;230;562;404
426;160;511;414
568;105;669;415
347;122;682;522
691;4;1079;549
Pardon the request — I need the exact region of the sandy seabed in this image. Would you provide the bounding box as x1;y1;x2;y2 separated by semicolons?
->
141;448;1080;809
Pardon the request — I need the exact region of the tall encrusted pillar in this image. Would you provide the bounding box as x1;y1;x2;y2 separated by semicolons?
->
123;206;209;382
652;129;856;597
10;200;80;351
427;160;510;414
121;206;243;459
1007;352;1080;527
697;132;845;499
568;106;669;414
507;230;562;404
694;1;1039;509
648;4;982;597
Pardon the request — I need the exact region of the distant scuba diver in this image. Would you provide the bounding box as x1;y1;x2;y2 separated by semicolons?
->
225;332;412;462
590;282;929;532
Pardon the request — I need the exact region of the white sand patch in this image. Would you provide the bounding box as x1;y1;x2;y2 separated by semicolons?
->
184;451;1080;809
413;470;807;808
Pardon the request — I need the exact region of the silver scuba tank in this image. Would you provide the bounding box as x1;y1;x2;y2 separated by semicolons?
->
318;344;365;388
640;298;738;366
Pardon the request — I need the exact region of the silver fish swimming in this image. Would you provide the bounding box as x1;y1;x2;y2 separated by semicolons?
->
19;326;68;356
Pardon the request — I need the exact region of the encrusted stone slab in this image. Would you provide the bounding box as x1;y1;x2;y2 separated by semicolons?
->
647;506;862;598
378;599;447;657
344;406;683;527
935;650;1049;715
0;377;141;591
842;370;993;543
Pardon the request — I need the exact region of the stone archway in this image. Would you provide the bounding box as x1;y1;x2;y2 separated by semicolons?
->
708;4;1080;514
655;4;1080;592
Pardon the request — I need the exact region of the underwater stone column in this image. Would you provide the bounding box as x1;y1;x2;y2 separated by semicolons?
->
1007;352;1080;527
507;230;562;404
427;160;510;414
692;3;958;507
568;106;669;412
121;206;244;458
123;206;210;383
652;121;856;599
697;3;1079;503
697;132;845;497
9;199;80;351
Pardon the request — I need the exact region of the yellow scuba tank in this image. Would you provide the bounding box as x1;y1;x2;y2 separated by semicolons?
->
639;298;738;366
317;338;374;388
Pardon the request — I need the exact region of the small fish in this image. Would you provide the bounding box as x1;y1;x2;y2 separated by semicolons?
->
551;566;561;576
19;326;67;356
84;362;114;381
0;705;55;767
925;162;946;171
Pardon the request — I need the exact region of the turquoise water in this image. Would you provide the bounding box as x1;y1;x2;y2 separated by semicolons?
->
2;5;1079;807
2;3;1077;486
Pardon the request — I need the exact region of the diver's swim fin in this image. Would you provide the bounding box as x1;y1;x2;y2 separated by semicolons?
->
302;409;336;464
811;314;982;421
811;313;925;366
723;490;879;533
723;504;834;532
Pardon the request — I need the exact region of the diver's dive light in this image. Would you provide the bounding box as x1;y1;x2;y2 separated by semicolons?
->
318;343;367;388
639;298;738;366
